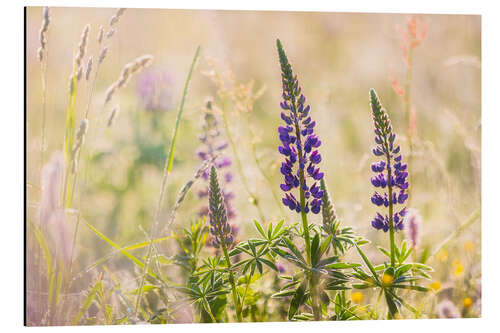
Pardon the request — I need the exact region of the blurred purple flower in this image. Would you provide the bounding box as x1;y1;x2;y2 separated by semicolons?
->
404;209;421;248
137;68;173;111
437;300;460;319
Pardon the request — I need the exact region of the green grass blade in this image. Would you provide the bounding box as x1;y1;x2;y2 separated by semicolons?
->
83;220;159;280
166;45;200;173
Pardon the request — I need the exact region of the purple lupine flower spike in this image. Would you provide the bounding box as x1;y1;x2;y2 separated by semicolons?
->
277;39;323;215
369;89;409;232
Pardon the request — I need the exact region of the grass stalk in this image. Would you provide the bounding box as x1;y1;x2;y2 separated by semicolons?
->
220;98;265;222
134;45;200;320
249;132;285;216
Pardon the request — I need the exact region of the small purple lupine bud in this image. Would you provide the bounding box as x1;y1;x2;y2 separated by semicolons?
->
208;166;233;248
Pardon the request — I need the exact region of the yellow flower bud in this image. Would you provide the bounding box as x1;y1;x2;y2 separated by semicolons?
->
429;281;442;292
463;297;473;308
381;273;394;286
351;292;364;304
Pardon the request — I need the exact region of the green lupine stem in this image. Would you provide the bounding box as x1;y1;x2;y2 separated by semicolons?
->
220;97;265;221
292;109;321;320
384;140;396;268
221;242;242;322
203;299;217;323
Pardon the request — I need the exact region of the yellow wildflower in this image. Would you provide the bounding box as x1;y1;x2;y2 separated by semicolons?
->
381;273;394;286
429;281;442;292
464;242;475;253
351;292;364;304
463;297;473;308
453;259;464;276
436;250;449;262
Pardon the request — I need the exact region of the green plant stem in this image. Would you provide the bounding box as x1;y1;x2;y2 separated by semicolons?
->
38;44;49;325
134;46;200;320
384;141;396;268
220;98;265;222
240;270;254;311
221;242;243;322
203;300;217;323
431;208;480;258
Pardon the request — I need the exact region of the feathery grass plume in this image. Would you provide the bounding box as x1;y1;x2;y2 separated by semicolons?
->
104;55;153;104
277;39;324;215
107;105;119;127
320;178;336;230
208;166;234;248
37;6;50;61
37;7;50;169
167;158;214;230
76;66;83;81
75;24;90;69
71;119;88;173
109;8;126;27
98;47;108;64
85;56;93;81
97;25;104;44
404;208;421;249
106;29;115;39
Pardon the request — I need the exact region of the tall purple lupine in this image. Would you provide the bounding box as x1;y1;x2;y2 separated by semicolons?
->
369;89;409;233
277;39;324;215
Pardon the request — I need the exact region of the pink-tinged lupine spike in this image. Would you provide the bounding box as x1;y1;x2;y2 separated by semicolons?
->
404;208;421;248
39;151;73;263
39;151;63;225
47;209;72;264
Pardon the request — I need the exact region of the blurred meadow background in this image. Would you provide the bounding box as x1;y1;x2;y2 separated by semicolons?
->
25;7;480;325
